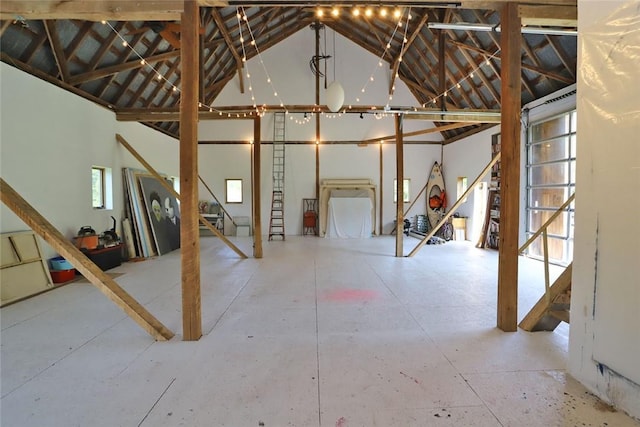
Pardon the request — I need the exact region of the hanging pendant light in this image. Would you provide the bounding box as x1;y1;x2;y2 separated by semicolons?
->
326;81;344;113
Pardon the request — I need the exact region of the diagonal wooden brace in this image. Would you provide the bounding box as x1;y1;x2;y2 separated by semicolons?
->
0;178;174;341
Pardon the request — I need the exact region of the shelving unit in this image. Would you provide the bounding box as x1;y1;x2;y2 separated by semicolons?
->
478;133;501;249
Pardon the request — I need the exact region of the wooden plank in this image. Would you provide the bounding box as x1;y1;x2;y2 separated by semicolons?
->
395;114;404;257
519;5;577;27
253;116;263;258
519;263;572;331
497;3;521;332
180;0;202;341
0;178;174;340
361;122;475;145
43;20;70;82
116;134;247;259
0;1;227;21
379;142;383;236
408;152;501;257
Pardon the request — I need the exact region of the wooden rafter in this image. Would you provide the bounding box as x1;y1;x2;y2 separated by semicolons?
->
210;8;244;93
390;12;428;95
64;20;93;61
43;20;70;82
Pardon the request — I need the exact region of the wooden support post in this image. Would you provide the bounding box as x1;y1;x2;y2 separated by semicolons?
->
497;2;522;332
253;116;263;258
0;178;174;341
180;0;201;341
379;142;383;236
395;114;404;257
314;20;321;209
116;134;247;259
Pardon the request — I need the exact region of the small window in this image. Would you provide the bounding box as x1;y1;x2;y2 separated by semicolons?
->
92;167;105;208
226;179;243;203
393;179;410;203
457;177;468;203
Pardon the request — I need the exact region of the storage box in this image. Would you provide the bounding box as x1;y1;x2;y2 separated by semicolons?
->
51;269;76;283
235;216;251;237
49;256;73;271
86;244;122;271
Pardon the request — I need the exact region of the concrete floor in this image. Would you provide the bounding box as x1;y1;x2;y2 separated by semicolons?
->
1;236;638;427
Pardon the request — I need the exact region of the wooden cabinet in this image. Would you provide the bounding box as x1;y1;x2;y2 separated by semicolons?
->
1;231;52;306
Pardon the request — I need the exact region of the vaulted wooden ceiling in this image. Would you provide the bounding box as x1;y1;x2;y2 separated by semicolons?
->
0;1;577;142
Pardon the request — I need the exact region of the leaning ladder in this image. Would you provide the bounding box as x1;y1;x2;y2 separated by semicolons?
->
269;112;286;240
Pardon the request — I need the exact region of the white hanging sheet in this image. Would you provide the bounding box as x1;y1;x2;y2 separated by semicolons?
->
325;197;372;239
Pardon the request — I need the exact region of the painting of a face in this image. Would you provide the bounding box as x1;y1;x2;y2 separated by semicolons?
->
151;199;162;221
164;197;175;219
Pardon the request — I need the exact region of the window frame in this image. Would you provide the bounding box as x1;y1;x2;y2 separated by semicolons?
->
225;179;243;204
92;166;106;209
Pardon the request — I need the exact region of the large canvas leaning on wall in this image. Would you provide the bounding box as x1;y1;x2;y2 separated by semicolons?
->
138;176;181;256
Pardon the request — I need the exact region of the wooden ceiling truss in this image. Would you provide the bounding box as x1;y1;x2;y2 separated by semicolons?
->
1;2;576;140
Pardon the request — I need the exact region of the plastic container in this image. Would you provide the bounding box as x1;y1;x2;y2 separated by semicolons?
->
51;269;76;283
49;256;73;271
73;235;98;250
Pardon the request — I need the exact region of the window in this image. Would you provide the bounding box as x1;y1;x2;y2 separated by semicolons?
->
457;177;468;203
92;167;105;208
226;179;243;203
393;179;410;203
525;110;576;265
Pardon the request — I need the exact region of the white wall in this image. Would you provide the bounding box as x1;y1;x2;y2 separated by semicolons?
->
0;62;179;259
443;127;495;243
569;1;640;419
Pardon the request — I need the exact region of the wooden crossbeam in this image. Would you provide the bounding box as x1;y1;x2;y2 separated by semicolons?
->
115;133;248;260
519;263;572;331
0;1;227;21
0;178;174;341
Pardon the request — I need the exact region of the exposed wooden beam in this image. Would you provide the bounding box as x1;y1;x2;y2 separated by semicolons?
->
497;2;521;332
361;121;475;144
116;106;501;123
395;114;404;257
180;0;202;341
210;8;244;93
253;117;263;258
450;39;574;85
519;5;577;27
69;50;180;85
390;13;428;95
43;20;70;82
0;1;227;21
0;177;174;341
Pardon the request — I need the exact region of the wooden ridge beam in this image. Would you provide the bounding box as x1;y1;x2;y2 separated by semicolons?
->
115;134;248;260
0;1;227;21
0;178;174;341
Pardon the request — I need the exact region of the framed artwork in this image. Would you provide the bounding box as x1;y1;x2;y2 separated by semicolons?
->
138;176;180;255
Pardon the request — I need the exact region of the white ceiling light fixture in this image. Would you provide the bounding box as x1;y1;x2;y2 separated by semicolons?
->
427;22;577;36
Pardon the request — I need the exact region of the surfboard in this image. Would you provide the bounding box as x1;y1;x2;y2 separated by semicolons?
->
426;161;446;230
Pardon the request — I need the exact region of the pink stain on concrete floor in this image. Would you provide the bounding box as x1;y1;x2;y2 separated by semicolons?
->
322;289;380;302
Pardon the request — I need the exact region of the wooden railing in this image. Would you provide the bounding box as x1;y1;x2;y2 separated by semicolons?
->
519;192;575;305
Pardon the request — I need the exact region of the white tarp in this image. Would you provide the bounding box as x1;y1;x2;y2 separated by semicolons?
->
325;198;373;239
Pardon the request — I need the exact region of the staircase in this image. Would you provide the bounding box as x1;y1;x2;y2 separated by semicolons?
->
268;112;285;240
